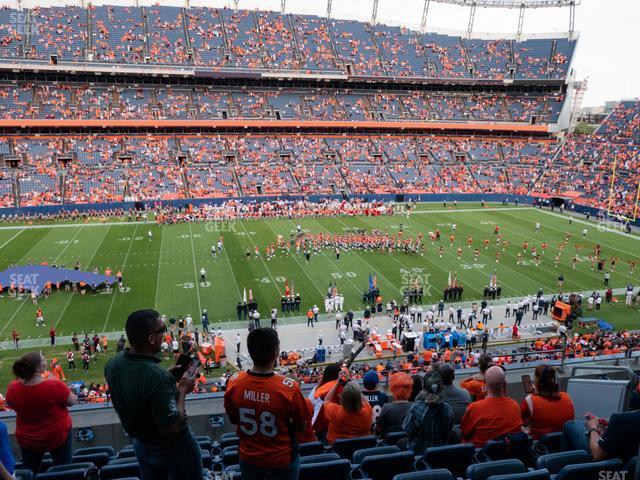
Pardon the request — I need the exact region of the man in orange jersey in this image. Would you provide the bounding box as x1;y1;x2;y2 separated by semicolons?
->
224;328;309;480
460;353;492;401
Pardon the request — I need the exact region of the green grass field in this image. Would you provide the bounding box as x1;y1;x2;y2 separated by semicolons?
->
0;203;638;346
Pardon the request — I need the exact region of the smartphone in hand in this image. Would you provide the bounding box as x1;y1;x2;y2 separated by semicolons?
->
172;354;193;381
521;374;534;394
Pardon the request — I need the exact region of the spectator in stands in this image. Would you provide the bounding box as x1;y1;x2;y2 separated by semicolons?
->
104;310;202;480
375;372;414;438
438;363;471;424
362;370;389;423
5;351;76;473
323;375;373;444
460;366;522;447
0;421;15;480
402;371;454;454
224;328;309;480
460;353;492;401
562;409;640;464
521;365;574;439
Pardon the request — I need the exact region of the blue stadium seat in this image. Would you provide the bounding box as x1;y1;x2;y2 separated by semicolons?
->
418;443;475;477
219;436;240;449
200;449;212;469
536;432;563;454
221;448;239;468
383;431;408;447
99;462;140;479
330;436;377;461
299;441;326;456
196;435;212;451
392;470;456;480
300;453;340;464
535;450;592;474
106;458;139;466
71;453;111;468
486;469;550;480
33;469;92;480
220;432;238;441
72;446;115;458
47;463;94;473
466;459;527;480
352;446;401;465
15;469;34;480
555;459;623;480
356;451;415;480
116;449;137;459
299;459;352;480
477;434;531;463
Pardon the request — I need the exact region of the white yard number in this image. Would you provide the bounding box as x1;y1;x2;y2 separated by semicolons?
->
239;408;278;437
177;282;195;289
400;267;424;274
275;276;287;282
460;263;486;270
331;272;357;279
260;277;270;283
54;239;79;245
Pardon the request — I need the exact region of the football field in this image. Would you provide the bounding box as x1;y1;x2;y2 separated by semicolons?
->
0;203;639;342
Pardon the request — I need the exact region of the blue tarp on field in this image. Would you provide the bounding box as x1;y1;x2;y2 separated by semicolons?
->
0;265;114;293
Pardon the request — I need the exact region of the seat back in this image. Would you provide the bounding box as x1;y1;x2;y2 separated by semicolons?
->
555;459;623;480
392;469;456;480
33;469;93;480
72;446;115;458
536;432;563;454
300;453;340;464
299;459;352;480
222;448;239;468
99;462;141;480
71;452;111;468
536;450;592;474
299;441;326;456
331;436;377;461
384;431;408;446
479;432;530;463
116;449;137;459
47;463;94;473
487;469;550;480
423;443;475;477
360;451;415;480
220;436;240;449
466;459;527;480
352;446;401;465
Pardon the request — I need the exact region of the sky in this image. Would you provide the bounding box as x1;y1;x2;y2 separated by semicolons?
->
7;0;640;107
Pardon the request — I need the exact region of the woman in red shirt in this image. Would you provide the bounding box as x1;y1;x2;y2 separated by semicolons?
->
6;352;77;473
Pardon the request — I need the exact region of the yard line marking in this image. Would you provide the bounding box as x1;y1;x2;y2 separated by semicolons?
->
537;209;640;240
0;228;25;252
0;226;85;337
188;222;203;316
239;221;283;296
219;233;243;302
154;226;164;311
103;225;138;331
411;206;531;215
54;226;112;329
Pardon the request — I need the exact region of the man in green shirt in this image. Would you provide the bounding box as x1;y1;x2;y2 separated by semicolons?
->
105;309;202;479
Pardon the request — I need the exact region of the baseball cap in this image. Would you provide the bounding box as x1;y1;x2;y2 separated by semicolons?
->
363;370;379;390
422;371;444;403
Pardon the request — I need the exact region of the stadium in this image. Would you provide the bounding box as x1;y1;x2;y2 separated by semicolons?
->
0;0;638;478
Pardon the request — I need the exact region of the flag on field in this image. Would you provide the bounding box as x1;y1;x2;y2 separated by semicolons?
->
373;274;377;288
447;272;452;287
249;288;254;301
285;279;290;296
243;287;247;303
489;271;497;288
369;273;373;290
453;272;458;287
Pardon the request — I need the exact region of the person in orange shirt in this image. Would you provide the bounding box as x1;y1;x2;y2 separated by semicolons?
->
323;373;373;444
521;365;574;439
297;398;317;445
224;328;309;480
460;353;492;401
461;366;522;447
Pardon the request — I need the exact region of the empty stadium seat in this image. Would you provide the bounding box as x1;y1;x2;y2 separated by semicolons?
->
352;446;401;465
330;436;377;461
535;450;592;474
392;470;455;480
221;448;239;468
299;459;352;480
219;436;240;450
486;470;550;480
477;434;531;463
33;468;94;480
536;432;563;454
554;459;623;480
355;451;415;480
71;453;111;468
15;470;34;480
99;462;140;479
466;459;527;480
47;463;94;473
417;443;475;477
299;441;326;456
300;453;340;464
72;446;115;458
383;431;408;446
196;435;212;451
